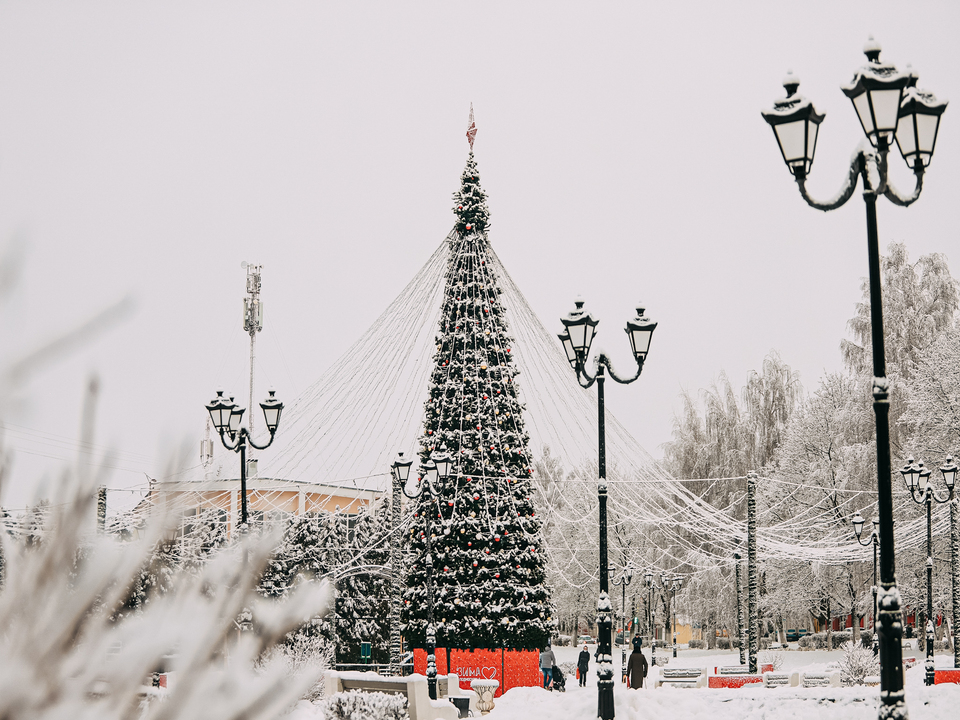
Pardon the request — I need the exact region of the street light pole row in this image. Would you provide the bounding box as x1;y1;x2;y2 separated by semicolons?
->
612;563;635;680
763;38;948;720
900;456;956;684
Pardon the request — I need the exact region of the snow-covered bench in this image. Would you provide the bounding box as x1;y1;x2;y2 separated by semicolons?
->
762;672;799;688
798;672;840;688
655;667;706;688
323;670;459;720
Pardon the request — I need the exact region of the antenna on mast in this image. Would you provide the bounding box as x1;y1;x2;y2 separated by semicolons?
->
241;261;263;448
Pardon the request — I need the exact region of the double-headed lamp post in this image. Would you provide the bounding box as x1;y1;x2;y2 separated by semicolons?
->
558;299;656;720
763;38;947;719
612;562;635;680
900;456;957;685
205;389;284;529
852;512;881;656
400;447;452;701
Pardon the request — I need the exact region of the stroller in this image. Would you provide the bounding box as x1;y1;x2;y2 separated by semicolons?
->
551;664;566;692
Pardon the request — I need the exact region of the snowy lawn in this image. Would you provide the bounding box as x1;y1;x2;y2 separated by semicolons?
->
489;645;960;720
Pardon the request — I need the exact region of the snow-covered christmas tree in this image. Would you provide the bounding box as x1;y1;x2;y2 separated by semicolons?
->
402;148;553;651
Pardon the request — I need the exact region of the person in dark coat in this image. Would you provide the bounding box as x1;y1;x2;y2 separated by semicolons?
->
625;636;648;689
577;645;590;687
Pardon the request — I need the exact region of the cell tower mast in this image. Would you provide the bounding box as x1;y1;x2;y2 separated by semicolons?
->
242;261;263;445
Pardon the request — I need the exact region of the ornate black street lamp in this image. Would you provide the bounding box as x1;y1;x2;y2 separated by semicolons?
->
612;562;635;680
900;456;956;685
558;299;656;720
668;575;683;658
852;512;881;655
389;452;414;675
763;38;947;719
205;388;284;528
401;446;452;701
644;569;657;668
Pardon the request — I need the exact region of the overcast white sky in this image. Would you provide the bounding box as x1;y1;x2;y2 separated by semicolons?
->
1;1;958;508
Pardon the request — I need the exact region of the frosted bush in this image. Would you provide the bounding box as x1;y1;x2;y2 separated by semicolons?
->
838;641;880;686
0;462;333;720
322;689;409;720
759;650;784;671
260;631;334;702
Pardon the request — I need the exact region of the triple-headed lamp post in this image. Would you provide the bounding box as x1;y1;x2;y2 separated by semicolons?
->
851;512;881;655
558;299;656;720
205;388;284;528
399;447;452;701
763;38;947;719
900;456;957;685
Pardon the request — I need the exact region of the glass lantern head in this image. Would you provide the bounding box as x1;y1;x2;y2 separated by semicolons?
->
422;459;439;495
625;304;657;363
260;388;283;433
841;38;910;149
896;84;949;170
918;462;931;493
228;403;245;435
560;297;599;364
206;389;235;433
432;445;453;480
762;72;825;178
852;511;865;539
940;455;957;491
900;457;919;491
557;329;578;368
392;451;413;483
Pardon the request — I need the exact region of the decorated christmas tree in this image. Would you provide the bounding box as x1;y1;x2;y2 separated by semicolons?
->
402;148;553;651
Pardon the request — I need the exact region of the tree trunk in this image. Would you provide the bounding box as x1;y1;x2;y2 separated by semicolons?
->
826;598;832;650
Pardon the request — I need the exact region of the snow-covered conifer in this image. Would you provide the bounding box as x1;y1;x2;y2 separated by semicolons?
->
403;152;552;651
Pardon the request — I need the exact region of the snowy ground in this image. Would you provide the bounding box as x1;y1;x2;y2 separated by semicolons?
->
490;644;960;720
291;644;960;720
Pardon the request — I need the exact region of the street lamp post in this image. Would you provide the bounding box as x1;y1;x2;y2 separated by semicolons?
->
401;447;452;701
763;38;947;719
669;575;683;658
900;457;957;685
558;299;656;720
205;389;284;529
852;512;881;656
644;570;657;668
390;452;414;675
612;563;635;681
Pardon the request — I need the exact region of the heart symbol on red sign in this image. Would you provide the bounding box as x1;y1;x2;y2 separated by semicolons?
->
480;666;497;680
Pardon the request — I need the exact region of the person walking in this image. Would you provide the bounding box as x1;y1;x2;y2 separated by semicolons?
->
577;644;590;687
625;636;648;689
540;644;557;690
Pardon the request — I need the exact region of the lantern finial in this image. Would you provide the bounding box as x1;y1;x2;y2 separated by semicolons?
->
864;36;882;63
783;71;800;98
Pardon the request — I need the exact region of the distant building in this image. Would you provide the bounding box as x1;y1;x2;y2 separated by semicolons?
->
145;476;383;538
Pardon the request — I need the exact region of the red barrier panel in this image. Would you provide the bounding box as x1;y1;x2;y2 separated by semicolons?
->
935;670;960;685
708;675;763;689
413;648;540;698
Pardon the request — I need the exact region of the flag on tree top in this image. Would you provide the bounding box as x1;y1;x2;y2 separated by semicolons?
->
466;103;477;150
